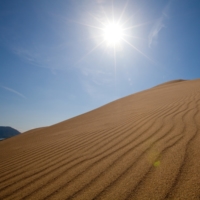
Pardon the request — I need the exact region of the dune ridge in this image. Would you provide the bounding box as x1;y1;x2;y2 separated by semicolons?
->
1;79;200;200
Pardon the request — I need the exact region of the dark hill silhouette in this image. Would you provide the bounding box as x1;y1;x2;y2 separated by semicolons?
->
0;126;20;140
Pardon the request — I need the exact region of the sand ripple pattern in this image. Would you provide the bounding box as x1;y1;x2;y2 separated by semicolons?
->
1;79;200;200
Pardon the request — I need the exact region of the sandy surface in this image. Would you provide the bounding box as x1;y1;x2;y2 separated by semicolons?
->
1;79;200;200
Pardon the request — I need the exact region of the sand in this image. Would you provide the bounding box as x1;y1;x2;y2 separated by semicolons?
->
1;79;200;200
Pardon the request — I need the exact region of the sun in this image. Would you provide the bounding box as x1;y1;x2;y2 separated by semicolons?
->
76;1;153;64
103;22;124;46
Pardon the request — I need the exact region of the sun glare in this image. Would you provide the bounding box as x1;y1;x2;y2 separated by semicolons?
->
103;23;123;46
76;1;154;65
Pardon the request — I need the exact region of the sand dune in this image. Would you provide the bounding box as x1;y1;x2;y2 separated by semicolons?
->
1;79;200;200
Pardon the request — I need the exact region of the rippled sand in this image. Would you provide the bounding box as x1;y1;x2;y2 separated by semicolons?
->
1;79;200;200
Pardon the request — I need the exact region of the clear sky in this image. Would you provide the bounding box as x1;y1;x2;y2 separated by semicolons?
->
0;0;200;132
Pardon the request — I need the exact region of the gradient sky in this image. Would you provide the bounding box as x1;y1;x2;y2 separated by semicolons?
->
1;0;200;132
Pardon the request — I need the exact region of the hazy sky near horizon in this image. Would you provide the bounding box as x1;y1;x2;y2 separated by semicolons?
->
1;0;200;132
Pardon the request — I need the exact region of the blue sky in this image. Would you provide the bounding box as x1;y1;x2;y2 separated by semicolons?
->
0;0;200;132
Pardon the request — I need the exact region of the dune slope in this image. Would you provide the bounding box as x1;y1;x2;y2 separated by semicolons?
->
1;79;200;200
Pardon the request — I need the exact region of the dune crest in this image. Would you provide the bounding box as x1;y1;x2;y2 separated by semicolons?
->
1;79;200;200
153;79;186;88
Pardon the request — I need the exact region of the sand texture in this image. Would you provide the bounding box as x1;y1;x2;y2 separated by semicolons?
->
1;79;200;200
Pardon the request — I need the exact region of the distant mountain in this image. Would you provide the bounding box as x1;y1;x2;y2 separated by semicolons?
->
0;127;20;140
